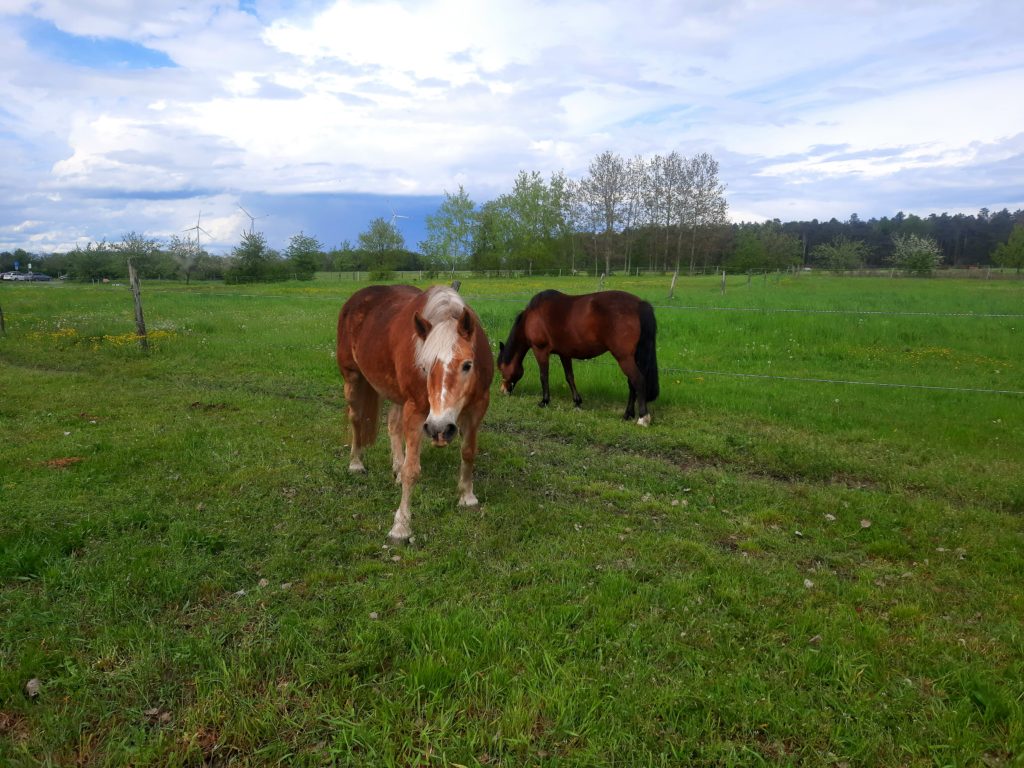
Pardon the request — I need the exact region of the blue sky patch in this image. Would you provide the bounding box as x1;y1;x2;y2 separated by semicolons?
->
20;17;176;70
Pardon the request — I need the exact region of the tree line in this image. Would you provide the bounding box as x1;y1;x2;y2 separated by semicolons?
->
4;150;1024;280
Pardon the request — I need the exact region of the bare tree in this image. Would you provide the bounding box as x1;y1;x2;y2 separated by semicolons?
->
643;152;686;271
682;153;728;274
581;150;626;275
619;155;646;274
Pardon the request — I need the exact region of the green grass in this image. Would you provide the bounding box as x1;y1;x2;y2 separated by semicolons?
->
1;273;1022;766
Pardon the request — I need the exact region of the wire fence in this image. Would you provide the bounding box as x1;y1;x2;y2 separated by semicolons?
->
121;283;1024;399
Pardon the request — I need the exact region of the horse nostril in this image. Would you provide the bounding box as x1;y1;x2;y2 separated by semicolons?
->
442;423;457;442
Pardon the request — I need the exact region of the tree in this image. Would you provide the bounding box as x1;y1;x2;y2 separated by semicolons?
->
66;241;119;281
643;152;685;271
358;218;405;277
811;236;871;272
726;223;802;272
581;150;626;275
225;231;282;283
284;232;323;280
501;170;559;273
681;152;729;274
421;186;476;275
992;224;1024;273
890;233;942;275
168;234;202;284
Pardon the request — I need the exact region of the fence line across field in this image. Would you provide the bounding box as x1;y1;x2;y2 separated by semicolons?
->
141;288;1024;320
556;356;1024;397
94;288;1024;398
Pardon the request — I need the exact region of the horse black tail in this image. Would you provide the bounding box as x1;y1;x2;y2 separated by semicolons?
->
636;300;659;402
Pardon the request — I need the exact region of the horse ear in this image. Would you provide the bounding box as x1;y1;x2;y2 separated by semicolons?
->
413;312;432;340
457;307;474;340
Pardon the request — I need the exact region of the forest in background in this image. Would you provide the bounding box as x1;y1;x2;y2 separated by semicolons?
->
3;149;1023;281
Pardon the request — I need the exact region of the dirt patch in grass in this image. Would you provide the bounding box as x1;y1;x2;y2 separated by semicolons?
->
43;456;84;469
0;710;30;743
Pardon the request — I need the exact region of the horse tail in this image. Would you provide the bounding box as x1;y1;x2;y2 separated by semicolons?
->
636;300;659;402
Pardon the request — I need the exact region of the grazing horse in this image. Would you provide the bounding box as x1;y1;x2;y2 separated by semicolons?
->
497;289;659;425
337;285;493;544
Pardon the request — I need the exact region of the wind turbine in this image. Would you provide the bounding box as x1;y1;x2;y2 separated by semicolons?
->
238;204;269;235
389;202;408;229
183;210;213;254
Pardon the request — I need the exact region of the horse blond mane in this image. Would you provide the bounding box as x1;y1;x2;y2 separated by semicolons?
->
415;286;468;370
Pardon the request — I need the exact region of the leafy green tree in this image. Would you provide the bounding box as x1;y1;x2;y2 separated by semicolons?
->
811;236;871;272
469;200;510;272
284;232;323;280
225;231;284;283
890;233;942;275
168;234;203;284
191;253;226;281
727;223;801;272
992;224;1024;273
357;218;405;278
726;228;766;272
359;218;404;254
67;241;121;281
421;186;476;275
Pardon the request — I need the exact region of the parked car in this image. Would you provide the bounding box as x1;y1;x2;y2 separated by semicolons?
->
1;271;29;280
29;273;52;281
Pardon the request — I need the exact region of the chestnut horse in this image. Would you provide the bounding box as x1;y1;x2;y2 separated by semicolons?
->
337;285;492;543
497;289;659;425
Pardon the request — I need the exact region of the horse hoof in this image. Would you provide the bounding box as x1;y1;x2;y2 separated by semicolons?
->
636;414;651;427
458;494;479;508
387;533;411;546
537;400;548;408
349;461;366;474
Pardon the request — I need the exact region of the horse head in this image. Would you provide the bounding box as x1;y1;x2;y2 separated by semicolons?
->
496;342;524;394
414;304;479;447
497;313;526;394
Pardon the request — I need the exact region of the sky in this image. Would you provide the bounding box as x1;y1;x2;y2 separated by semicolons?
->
1;0;1022;255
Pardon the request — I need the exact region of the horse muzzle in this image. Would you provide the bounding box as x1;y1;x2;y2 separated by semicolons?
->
424;419;458;446
500;381;515;395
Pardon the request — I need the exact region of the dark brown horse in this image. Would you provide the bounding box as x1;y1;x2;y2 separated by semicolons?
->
497;289;659;425
337;285;493;543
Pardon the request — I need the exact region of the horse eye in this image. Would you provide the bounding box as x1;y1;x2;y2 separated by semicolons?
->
461;361;472;373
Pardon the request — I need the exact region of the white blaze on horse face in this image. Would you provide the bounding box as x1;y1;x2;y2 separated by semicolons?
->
414;288;475;446
424;345;473;445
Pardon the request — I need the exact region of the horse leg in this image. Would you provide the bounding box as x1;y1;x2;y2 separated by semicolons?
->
615;356;650;426
535;348;551;407
456;407;483;507
387;403;405;481
559;355;583;408
389;402;425;544
344;373;380;472
625;381;637;421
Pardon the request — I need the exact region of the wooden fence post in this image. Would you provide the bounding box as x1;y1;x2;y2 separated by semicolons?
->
669;271;678;299
450;279;462;292
720;270;726;294
128;260;149;351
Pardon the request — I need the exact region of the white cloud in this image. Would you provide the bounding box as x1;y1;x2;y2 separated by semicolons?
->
1;0;1023;251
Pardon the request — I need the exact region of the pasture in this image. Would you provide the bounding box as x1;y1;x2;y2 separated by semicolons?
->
1;272;1022;766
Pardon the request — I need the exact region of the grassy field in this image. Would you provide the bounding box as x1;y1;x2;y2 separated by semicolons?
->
1;272;1022;766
